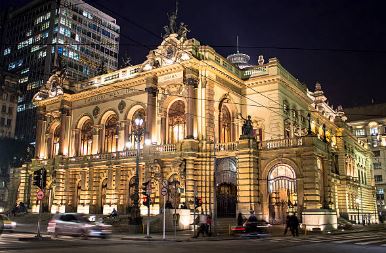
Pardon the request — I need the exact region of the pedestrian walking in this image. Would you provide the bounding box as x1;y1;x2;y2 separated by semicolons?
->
289;214;299;237
237;212;244;226
206;215;212;236
283;215;290;235
194;213;208;238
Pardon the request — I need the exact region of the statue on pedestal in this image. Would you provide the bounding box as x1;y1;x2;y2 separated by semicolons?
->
241;115;254;137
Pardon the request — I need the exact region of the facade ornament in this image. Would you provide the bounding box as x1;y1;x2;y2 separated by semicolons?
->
241;115;254;137
92;106;100;118
96;58;108;75
258;55;265;65
118;100;126;113
164;0;179;37
33;56;67;102
177;22;190;40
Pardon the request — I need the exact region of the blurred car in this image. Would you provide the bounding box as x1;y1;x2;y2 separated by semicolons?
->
231;220;271;238
337;217;353;230
47;213;112;239
0;214;17;232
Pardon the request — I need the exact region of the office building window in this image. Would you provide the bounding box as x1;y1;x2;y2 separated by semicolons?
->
375;175;383;182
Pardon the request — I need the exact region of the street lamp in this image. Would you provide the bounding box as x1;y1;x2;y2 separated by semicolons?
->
355;198;360;224
129;117;145;225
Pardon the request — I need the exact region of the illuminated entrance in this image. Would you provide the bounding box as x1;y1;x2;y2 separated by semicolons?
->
268;164;298;224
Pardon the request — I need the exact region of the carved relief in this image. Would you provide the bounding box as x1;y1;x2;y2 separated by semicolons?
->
118;100;126;113
93;106;100;118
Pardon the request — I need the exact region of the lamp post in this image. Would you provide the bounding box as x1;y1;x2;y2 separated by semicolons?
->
128;117;145;225
355;198;360;225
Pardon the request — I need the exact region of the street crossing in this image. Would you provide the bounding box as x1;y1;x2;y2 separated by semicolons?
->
260;231;386;247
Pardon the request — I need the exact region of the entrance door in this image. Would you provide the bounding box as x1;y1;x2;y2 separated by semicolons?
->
216;158;237;218
217;183;237;217
100;179;107;214
267;163;297;224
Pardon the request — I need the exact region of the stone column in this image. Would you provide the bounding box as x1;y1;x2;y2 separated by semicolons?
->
46;133;53;158
118;121;127;151
35;108;46;158
59;106;71;156
92;125;100;154
160;114;166;144
145;75;158;143
73;129;80;157
185;75;198;139
236;136;260;217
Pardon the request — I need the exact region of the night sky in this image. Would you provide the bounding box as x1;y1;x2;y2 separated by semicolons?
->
2;0;386;108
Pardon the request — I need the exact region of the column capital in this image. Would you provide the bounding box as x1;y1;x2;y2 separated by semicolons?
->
184;77;198;88
145;86;159;97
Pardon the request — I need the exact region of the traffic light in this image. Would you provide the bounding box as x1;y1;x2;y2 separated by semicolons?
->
142;181;150;195
142;194;151;207
33;170;41;188
32;168;47;189
41;168;47;189
194;196;202;209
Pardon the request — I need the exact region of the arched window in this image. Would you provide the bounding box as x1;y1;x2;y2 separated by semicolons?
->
52;126;60;157
104;114;119;153
80;120;93;155
219;105;232;143
168;100;185;144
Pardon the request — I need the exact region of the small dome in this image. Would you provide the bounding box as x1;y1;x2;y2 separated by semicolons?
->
227;53;252;69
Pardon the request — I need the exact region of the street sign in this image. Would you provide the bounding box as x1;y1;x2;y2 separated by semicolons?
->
161;187;168;196
162;180;168;188
37;190;44;200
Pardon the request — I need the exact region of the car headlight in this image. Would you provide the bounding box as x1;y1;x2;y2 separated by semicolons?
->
11;222;16;227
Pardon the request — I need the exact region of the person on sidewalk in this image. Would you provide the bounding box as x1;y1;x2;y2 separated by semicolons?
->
206;215;212;236
284;215;290;235
194;213;208;238
289;214;299;237
237;212;245;226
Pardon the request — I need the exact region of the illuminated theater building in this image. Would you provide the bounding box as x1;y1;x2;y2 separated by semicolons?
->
16;22;377;230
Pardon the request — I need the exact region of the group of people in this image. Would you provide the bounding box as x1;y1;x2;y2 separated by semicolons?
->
10;202;28;216
193;213;212;238
284;214;300;236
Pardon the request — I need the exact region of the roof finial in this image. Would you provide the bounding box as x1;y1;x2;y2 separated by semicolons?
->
175;0;179;18
236;35;239;54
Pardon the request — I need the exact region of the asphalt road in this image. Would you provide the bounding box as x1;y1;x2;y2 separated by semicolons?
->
1;231;386;253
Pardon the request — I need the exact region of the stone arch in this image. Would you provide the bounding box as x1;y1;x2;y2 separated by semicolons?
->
125;103;146;120
46;119;60;134
75;114;94;129
99;109;120;125
218;93;239;142
166;98;187;144
262;158;302;224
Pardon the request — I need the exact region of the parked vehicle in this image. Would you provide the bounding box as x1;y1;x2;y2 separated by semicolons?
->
0;214;17;232
231;220;271;238
47;213;112;239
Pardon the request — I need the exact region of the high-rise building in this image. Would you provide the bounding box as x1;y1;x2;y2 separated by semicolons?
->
345;103;386;222
0;69;18;138
1;0;120;142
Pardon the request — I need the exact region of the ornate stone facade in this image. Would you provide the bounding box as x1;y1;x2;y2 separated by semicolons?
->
16;32;377;229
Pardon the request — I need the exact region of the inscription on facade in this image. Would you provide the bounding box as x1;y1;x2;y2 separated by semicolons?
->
158;72;183;84
74;88;138;107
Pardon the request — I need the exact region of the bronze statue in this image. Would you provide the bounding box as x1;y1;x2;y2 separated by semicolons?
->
241;115;254;136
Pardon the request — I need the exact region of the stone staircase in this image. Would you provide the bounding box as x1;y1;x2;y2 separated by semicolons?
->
213;217;236;236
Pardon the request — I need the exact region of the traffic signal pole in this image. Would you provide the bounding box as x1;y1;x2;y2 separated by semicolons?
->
36;198;42;238
146;203;151;238
193;181;197;238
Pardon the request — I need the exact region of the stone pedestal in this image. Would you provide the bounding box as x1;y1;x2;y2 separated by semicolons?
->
236;137;260;217
302;209;338;231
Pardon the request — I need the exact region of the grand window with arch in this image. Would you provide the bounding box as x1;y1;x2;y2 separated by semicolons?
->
104;114;119;153
80;119;93;155
219;104;232;143
168;100;186;144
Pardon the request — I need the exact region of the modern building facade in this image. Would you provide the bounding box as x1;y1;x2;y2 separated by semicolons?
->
0;70;18;138
1;0;120;142
15;23;377;230
345;103;386;222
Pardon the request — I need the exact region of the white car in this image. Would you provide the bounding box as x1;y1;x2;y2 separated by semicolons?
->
47;213;111;239
0;214;16;232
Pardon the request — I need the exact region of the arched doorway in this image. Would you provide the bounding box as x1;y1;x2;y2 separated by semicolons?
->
216;158;237;218
267;163;297;224
126;176;136;213
100;178;108;214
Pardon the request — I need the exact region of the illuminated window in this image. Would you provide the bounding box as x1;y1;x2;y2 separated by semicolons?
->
219;104;232;143
80;120;93;155
370;127;378;136
355;128;365;136
168;100;185;144
104;114;119;153
3;48;10;56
